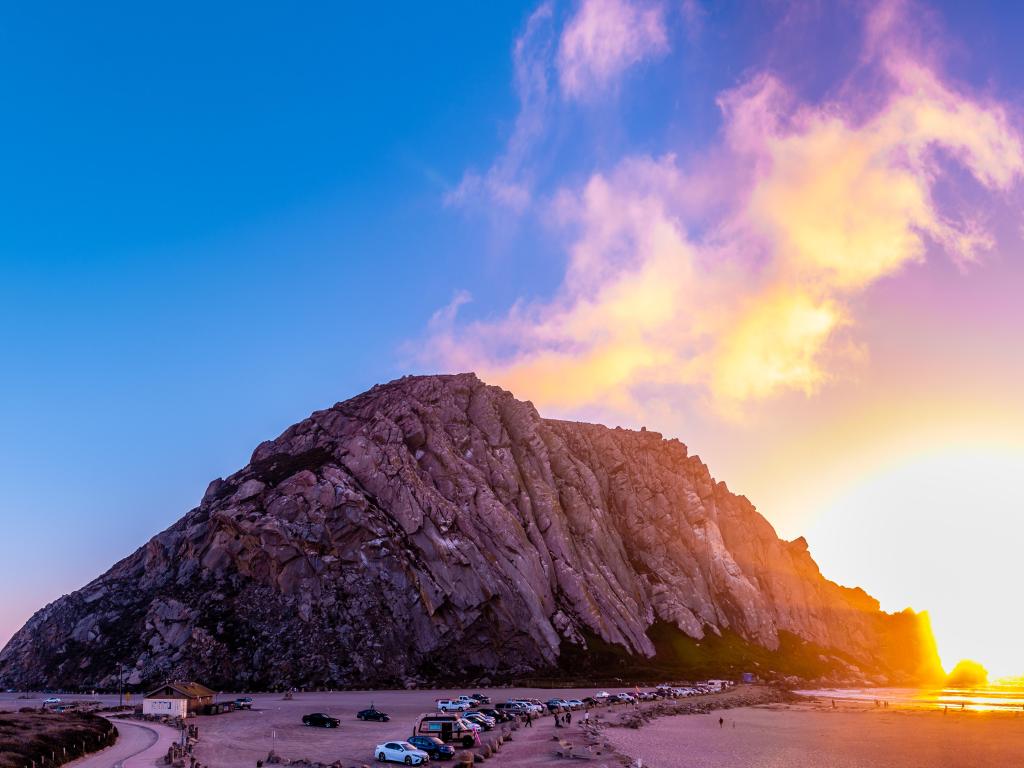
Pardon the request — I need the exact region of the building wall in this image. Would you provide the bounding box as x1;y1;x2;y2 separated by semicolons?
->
143;697;188;718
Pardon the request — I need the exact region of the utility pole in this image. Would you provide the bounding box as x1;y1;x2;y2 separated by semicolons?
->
118;663;123;708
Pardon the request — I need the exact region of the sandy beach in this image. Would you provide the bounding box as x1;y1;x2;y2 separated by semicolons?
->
603;702;1024;768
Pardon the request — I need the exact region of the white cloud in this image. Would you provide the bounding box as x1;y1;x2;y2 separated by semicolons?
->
557;0;670;100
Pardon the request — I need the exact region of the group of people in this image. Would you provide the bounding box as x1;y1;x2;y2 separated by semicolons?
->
522;707;592;729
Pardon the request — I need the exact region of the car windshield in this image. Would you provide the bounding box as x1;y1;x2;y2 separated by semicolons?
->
400;742;417;750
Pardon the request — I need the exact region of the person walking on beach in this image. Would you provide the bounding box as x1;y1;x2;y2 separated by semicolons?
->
719;717;724;728
566;711;572;725
583;709;590;726
525;712;533;727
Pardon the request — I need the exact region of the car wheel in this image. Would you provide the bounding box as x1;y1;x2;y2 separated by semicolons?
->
378;752;386;762
404;758;412;766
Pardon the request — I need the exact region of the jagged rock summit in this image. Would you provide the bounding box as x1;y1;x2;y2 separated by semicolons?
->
0;373;941;689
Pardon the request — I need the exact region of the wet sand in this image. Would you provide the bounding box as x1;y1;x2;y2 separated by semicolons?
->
603;703;1024;768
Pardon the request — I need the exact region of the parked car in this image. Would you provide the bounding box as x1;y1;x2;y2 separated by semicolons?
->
469;693;491;704
463;712;494;730
43;697;62;705
581;697;599;707
375;740;429;765
565;699;584;709
234;697;253;710
436;699;470;712
507;699;543;714
476;707;510;722
302;713;340;728
408;735;456;760
495;702;528;714
357;708;391;722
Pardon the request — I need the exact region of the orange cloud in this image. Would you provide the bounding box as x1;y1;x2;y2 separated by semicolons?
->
424;2;1023;420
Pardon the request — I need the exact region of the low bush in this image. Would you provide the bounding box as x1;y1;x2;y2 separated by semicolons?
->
0;710;116;768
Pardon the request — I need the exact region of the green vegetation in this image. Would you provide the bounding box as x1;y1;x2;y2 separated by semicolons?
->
0;710;116;768
546;622;875;685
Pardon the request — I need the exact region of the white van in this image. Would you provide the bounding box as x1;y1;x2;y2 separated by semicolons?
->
415;714;479;747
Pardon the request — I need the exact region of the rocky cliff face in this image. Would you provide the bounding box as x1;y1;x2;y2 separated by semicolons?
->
0;374;941;689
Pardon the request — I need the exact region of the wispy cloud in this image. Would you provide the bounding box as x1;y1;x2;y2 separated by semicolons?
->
557;0;670;100
445;3;555;213
447;0;672;212
424;0;1023;419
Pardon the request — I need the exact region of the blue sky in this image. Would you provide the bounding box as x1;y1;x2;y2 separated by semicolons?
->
3;0;1024;671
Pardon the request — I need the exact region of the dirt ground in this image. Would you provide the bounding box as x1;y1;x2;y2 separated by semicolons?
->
2;686;683;767
187;686;635;767
21;686;1023;768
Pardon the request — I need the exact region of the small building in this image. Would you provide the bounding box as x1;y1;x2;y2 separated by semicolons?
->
143;681;215;718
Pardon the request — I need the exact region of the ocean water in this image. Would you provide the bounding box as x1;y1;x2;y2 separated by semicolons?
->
795;684;1024;713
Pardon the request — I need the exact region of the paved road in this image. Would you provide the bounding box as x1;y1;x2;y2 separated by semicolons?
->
66;718;179;768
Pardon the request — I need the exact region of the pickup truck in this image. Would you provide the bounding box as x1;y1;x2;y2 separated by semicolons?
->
436;699;470;712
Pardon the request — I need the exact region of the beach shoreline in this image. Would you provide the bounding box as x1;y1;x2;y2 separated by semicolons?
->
602;699;1024;768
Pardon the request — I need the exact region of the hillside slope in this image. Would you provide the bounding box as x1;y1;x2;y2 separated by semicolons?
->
0;374;941;689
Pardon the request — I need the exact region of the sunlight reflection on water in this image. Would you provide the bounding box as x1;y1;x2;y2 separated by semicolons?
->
795;685;1024;713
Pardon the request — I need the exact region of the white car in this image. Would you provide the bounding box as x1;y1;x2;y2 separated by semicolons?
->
566;699;584;709
375;741;429;765
594;691;610;700
43;697;62;705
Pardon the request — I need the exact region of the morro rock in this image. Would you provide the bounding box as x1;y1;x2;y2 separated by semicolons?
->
0;373;941;689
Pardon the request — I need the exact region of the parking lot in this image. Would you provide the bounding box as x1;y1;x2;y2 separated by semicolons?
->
1;684;731;766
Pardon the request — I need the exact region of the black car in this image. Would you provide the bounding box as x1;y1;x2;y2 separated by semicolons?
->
408;735;456;761
356;707;390;722
462;712;493;731
469;693;491;704
476;707;509;723
302;712;340;728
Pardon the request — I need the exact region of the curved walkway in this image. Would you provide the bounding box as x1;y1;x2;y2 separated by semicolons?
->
66;718;180;768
